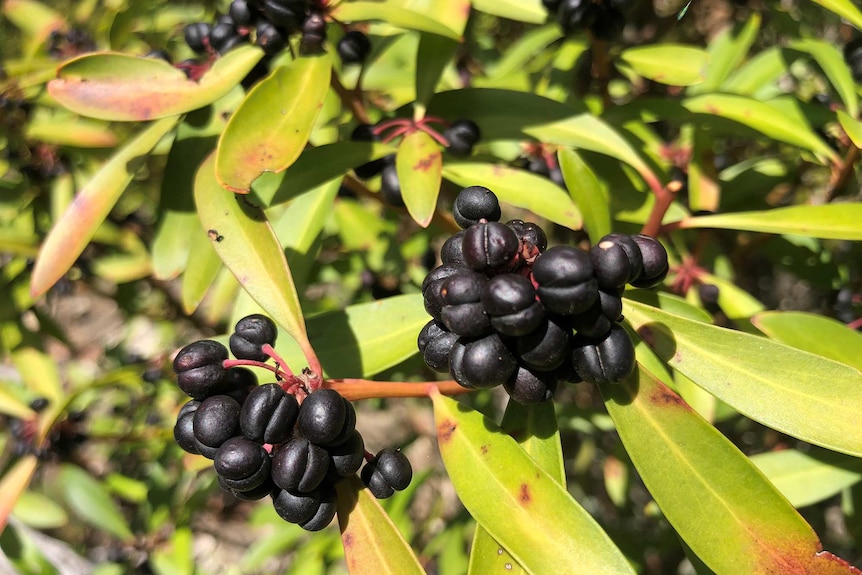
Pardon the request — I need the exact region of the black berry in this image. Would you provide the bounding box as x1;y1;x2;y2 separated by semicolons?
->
570;323;636;384
361;448;412;499
462;222;520;272
240;383;299;444
629;234;669;288
453;186;501;229
193;395;242;458
532;246;598;315
418;320;458;373
481;274;544;336
271;437;330;492
173;340;229;400
337;30;372;65
214;436;271;491
443;119;481;157
505;366;557;404
449;333;517;389
230;314;277;362
298;389;353;447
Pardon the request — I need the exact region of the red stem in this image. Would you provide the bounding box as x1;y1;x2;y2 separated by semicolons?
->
262;343;293;377
223;359;290;380
325;379;473;401
416;123;450;146
380;125;413;144
847;317;862;331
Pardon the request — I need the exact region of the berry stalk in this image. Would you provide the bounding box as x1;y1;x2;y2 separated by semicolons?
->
325;379;474;401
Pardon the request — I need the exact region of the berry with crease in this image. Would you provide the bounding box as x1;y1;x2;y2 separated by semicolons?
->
298;389;353;447
570;323;636;384
481;274;544;336
271;437;330;492
449;333;517;389
440;270;491;337
532;245;598;315
240;383;298;444
505;366;558;405
338;30;372;65
418;320;458;373
214;436;272;491
516;315;572;371
361;448;413;499
230;314;278;362
184;22;212;53
629;234;669;288
462;221;520;272
192;395;241;458
173;340;229;400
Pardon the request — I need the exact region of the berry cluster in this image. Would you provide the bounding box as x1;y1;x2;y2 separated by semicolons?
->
418;186;668;403
172;314;412;531
844;37;862;84
543;0;629;41
350;119;481;206
515;149;566;189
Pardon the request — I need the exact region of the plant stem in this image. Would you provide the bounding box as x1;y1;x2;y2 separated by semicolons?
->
262;343;293;377
331;71;369;124
223;359;289;380
642;176;676;237
325;379;473;401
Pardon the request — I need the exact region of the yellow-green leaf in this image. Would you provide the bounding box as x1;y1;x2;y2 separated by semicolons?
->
675;204;862;240
0;456;38;534
397;130;442;228
558;148;609;242
838;110;862;149
215;54;332;193
811;0;862;29
750;449;862;508
752;311;862;370
618;45;708;86
330;1;460;39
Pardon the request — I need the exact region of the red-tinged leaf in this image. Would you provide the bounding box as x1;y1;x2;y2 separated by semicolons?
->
193;154;308;348
751;311;862;370
29;116;179;298
47;46;263;121
623;299;862;457
0;456;38;534
468;401;564;575
336;475;424;575
215;54;332;193
675;204;862;240
600;366;861;575
330;1;461;39
397;130;442;228
432;392;636;575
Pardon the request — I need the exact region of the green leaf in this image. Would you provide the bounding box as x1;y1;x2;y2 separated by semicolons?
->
468;401;564;575
432;393;636;575
58;464;134;541
488;26;563;79
750;449;862;508
415;34;459;113
624;299;862;457
810;0;862;29
11;347;62;404
12;491;68;530
838;110;862;149
0;386;33;419
558;148;610;242
1;0;63;42
330;1;461;39
682;94;838;161
25;115;118;148
47;47;264;121
336;475;424;575
215;54;332;193
470;0;546;24
675;204;862;240
30;116;179;298
601;366;857;575
722;46;795;96
751;311;862;370
180;216;222;315
194;153;308;346
307;294;429;378
443;162;582;230
0;457;38;534
691;14;760;94
397;130;443;228
149;527;194;575
256;142;397;207
618;45;708;86
790;39;858;118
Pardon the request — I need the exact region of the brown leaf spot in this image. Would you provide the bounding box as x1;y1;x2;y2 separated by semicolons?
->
437;419;457;443
518;483;531;504
412;151;441;172
480;444;489;455
343;533;354;548
649;386;689;409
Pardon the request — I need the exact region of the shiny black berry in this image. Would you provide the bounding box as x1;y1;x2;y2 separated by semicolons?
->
443;119;481;157
505;366;557;404
481;274;544;336
557;0;596;35
173;340;229;400
449;333;517;389
272;486;322;525
271;437;330;492
422;264;468;322
209;21;243;55
173;400;200;454
299;483;338;531
379;163;405;207
222;367;258;405
240;383;299;444
507;219;548;253
418;320;458;373
571;323;636;384
338;30;372;65
263;0;302;31
516;316;572;371
629;234;669;288
230;314;278;362
361;448;412;499
184;22;212;53
532;246;598;315
328;430;365;478
300;13;327;54
462;222;519;272
219;475;276;500
229;0;255;27
298;389;354;447
193;395;241;458
453;186;501;229
590;234;643;290
214;436;271;491
440;231;466;265
256;21;287;55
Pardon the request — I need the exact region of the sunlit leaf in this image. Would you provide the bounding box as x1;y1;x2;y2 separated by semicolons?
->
47;47;263;121
838;110;862;149
397;130;442;228
601;366;858;575
12;491;68;530
432;393;636;575
25;116;118;148
790;39;858;117
691;13;760;94
752;311;862;370
330;1;460;39
149;527;194;575
58;464;134;541
180;217;222;315
618;44;708;86
443;162;582;230
558;148;609;241
488;26;563;79
215;54;332;193
336;475;424;575
194;153;308;345
1;0;63;43
810;0;862;29
470;0;546;24
415;34;458;113
750;449;862;508
675;204;862;240
624;299;862;457
0;456;38;534
30;116;179;298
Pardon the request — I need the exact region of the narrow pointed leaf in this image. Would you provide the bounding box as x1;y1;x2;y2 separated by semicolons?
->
489;26;563;79
811;0;862;29
416;34;459;112
397;130;442;228
790;39;858;117
215;55;332;193
750;449;862;508
25;116;118;147
47;47;263;121
180;219;222;314
470;0;546;23
0;456;38;534
675;204;862;240
2;0;63;41
618;45;708;86
432;393;636;575
58;464;134;541
330;2;460;39
0;386;33;419
469;401;564;575
12;491;69;529
558;148;610;241
838;110;862;149
306;294;429;378
751;311;862;370
194;153;307;343
443;162;582;230
624;299;862;457
601;367;860;575
30;116;179;298
690;14;760;94
336;475;424;575
683;94;838;161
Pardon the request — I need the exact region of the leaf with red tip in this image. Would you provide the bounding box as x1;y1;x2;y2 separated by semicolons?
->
601;365;861;575
397;130;442;228
432;393;635;575
215;54;332;193
47;46;264;121
336;475;424;575
29;116;179;299
194;153;308;345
